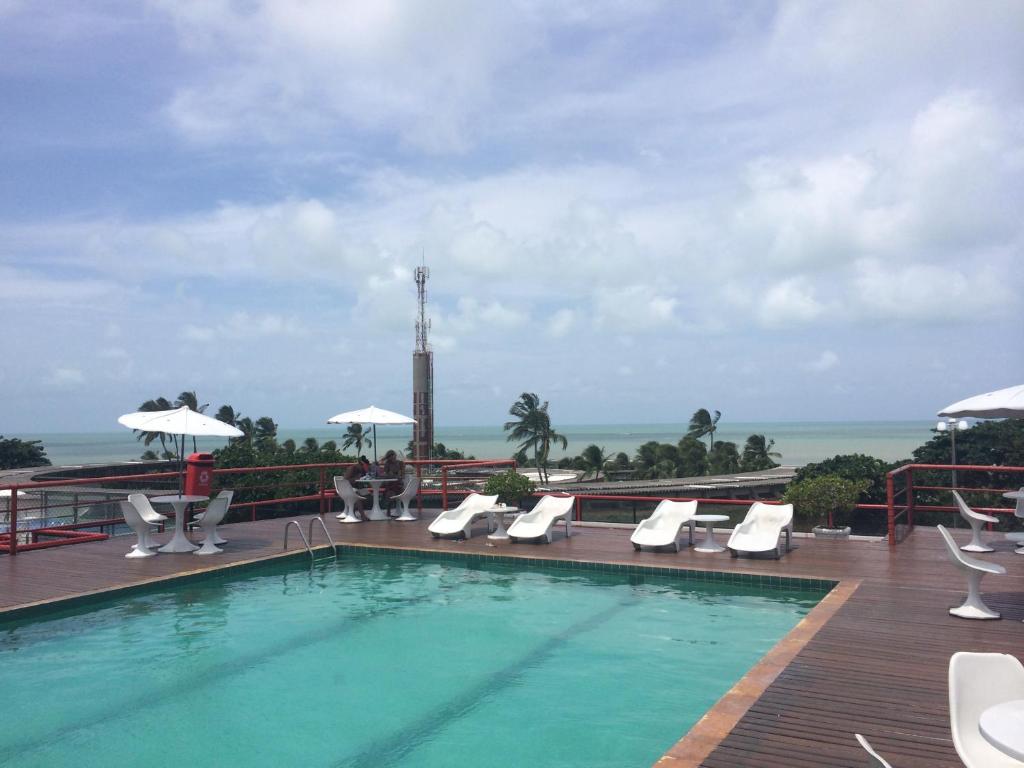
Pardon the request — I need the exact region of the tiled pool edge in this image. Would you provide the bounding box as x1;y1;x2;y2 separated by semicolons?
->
655;578;862;768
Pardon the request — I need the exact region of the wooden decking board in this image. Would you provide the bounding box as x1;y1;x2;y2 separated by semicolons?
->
0;515;1021;767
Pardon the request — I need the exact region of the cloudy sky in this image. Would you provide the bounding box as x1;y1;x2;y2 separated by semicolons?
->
2;1;1022;433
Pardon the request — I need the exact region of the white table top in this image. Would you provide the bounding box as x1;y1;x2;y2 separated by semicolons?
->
979;699;1024;761
486;506;520;513
357;476;387;483
692;514;730;523
1002;490;1024;500
152;494;209;504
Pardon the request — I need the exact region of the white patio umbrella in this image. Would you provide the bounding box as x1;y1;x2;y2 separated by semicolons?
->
118;406;243;494
327;405;416;463
938;384;1024;419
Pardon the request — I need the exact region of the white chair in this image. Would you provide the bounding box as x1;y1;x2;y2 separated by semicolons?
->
126;494;167;553
334;477;368;523
949;651;1024;768
428;493;499;538
192;490;233;545
952;490;998;553
854;734;894;768
122;498;159;558
507;495;576;544
194;494;231;555
630;500;697;552
726;502;793;558
389;475;421;522
937;525;1006;619
1004;487;1024;549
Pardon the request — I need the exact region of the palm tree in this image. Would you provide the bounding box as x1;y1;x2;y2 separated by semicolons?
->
708;441;741;474
536;421;568;483
133;396;173;459
301;437;320;454
579;444;609;481
503;392;566;482
740;434;781;471
175;391;209;452
215;404;239;426
253;417;278;450
235;417;255;448
341;423;372;455
687;408;721;461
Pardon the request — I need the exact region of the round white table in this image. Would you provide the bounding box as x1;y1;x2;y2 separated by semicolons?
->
1003;491;1024;552
152;494;208;553
355;477;390;521
486;506;520;540
979;699;1024;761
692;514;730;553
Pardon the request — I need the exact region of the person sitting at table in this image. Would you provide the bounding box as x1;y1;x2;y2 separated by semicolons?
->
379;450;405;506
343;460;370;520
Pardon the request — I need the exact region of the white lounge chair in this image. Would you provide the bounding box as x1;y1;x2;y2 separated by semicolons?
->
123;497;160;558
949;651;1024;768
726;502;793;558
937;524;1006;619
630;500;697;552
192;489;233;545
334;477;369;523
507;495;576;544
428;493;499;538
194;494;231;555
390;475;421;521
126;494;167;553
952;490;998;553
854;734;894;768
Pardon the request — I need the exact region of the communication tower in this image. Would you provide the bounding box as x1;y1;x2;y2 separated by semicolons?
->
412;264;434;459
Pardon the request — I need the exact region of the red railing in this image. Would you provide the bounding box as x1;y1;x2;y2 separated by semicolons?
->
885;463;1024;546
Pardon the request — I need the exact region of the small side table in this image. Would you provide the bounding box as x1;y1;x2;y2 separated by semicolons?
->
692;514;730;553
486;506;520;541
979;699;1024;761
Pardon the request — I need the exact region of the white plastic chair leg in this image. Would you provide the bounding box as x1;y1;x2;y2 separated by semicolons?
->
950;569;1000;619
565;516;572;538
961;518;994;553
194;536;223;555
126;532;155;558
395;498;416;521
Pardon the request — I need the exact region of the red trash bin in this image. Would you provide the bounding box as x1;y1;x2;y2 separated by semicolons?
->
184;453;215;496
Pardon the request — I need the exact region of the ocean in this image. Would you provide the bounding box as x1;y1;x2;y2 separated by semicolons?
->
12;421;934;468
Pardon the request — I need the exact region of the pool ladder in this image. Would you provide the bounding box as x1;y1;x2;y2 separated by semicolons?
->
283;518;338;563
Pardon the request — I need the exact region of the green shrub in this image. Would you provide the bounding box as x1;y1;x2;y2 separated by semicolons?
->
783;474;868;529
483;469;536;506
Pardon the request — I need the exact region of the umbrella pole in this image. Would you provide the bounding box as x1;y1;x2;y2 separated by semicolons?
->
176;435;184;497
373;424;378;464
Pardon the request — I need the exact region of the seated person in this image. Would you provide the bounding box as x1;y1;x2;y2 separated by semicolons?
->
343;460;369;520
379;449;405;504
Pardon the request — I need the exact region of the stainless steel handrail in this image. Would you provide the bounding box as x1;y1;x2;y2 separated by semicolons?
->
307;516;338;560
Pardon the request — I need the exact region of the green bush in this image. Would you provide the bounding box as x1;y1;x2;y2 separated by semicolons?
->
483;469;536;506
783;474;868;530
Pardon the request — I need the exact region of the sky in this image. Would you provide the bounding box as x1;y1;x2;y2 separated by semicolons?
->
2;1;1023;433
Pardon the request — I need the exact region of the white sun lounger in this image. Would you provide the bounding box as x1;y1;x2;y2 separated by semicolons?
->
507;495;576;543
631;500;698;552
726;502;793;558
428;493;499;539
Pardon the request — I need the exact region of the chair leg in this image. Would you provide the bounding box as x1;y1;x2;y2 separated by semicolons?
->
950;569;1000;619
961;519;994;553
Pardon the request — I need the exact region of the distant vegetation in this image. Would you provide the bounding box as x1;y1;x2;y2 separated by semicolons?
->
0;436;52;470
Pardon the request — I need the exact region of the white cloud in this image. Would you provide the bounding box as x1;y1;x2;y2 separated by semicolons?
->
45;367;85;388
183;312;307;344
548;309;576;337
748;277;826;328
804;350;839;374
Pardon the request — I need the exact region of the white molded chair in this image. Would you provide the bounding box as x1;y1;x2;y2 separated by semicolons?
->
334;477;368;523
390;475;421;522
126;494;167;553
630;500;697;552
507;495;576;543
1005;487;1024;549
193;490;233;545
194;494;231;555
727;502;794;558
123;497;160;558
949;651;1024;768
952;490;998;553
937;524;1006;619
428;493;499;538
854;734;894;768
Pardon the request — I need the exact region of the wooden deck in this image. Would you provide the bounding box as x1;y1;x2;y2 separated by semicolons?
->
1;513;1022;767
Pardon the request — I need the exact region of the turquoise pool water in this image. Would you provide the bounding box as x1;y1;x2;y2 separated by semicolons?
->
0;556;824;767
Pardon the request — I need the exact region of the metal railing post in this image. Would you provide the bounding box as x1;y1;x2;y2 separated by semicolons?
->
575;496;582;522
441;466;449;510
318;467;326;516
906;468;914;532
886;472;896;546
8;489;17;555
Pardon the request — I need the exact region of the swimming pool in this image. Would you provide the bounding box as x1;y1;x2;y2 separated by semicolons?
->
0;554;825;767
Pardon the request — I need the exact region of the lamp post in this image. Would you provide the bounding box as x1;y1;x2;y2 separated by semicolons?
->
935;418;969;488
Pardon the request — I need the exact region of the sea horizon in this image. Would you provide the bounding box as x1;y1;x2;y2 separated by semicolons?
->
11;420;937;468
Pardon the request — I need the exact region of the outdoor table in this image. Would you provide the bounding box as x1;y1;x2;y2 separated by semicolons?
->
356;477;389;521
692;513;730;553
152;494;208;553
1003;491;1024;553
979;699;1024;761
486;506;520;541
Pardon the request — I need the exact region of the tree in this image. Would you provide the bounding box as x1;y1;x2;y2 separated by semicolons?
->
634;441;678;479
707;441;740;474
504;392;567;482
215;404;240;427
341;423;372;455
794;453;892;504
676;436;708;477
0;436;52;469
254;417;278;451
783;474;868;530
300;437;320;454
740;434;781;472
175;391;209;452
234;417;255;448
687;408;721;461
133;396;173;459
580;444;609;481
